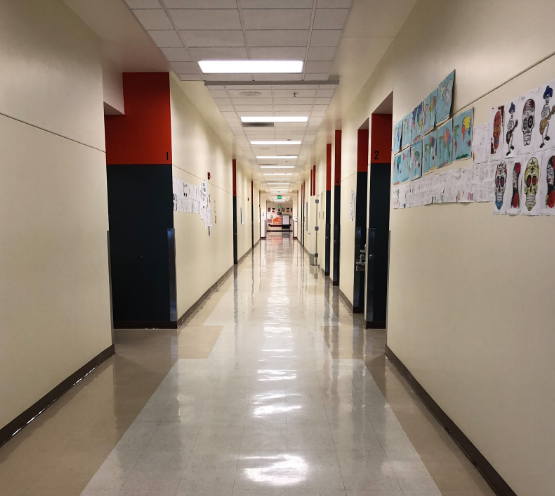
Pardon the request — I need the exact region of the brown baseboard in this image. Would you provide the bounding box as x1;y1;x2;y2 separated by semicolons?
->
365;320;386;329
339;289;353;311
385;345;517;496
0;344;115;449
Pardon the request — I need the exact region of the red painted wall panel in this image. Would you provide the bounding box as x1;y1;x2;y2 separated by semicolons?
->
326;144;332;191
371;114;393;164
357;129;369;172
334;130;342;186
105;73;172;165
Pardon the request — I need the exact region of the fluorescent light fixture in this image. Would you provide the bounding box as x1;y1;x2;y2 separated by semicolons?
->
257;155;297;159
251;140;301;145
199;60;303;74
260;166;294;169
241;116;308;123
264;173;293;176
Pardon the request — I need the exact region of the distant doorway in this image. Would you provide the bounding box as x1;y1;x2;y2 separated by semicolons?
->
365;94;392;328
353;120;369;313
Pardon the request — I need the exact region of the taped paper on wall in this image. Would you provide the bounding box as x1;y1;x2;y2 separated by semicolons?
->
437;119;453;168
436;71;455;124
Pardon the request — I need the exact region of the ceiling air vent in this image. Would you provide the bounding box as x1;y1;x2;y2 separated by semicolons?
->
242;122;274;128
239;91;263;97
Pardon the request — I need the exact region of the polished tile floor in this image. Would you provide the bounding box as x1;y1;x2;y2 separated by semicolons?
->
0;234;494;496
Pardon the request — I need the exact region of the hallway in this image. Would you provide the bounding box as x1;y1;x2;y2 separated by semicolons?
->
0;237;492;496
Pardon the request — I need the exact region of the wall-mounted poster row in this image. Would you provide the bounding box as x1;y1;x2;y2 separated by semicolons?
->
489;79;555;160
493;151;555;216
393;109;473;186
393;70;454;154
392;160;494;209
172;176;213;230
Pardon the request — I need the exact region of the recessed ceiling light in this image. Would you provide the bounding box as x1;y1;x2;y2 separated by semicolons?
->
199;60;303;74
264;173;293;176
257;156;297;159
251;140;302;145
242;116;308;123
260;166;294;169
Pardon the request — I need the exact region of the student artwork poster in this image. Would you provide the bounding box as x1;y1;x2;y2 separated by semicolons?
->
437;119;453;168
490;105;505;160
402;113;412;149
399;147;411;183
436;71;454;124
453;109;473;161
422;89;437;136
520;154;542;216
393;121;402;153
411;101;424;144
541;150;555;215
423;130;437;175
392;152;402;185
410;140;423;180
534;81;555;152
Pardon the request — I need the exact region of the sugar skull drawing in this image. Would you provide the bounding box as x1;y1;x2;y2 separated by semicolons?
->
511;162;521;209
546;156;555;209
524;157;540;211
491;109;502;154
522;98;535;146
494;161;507;210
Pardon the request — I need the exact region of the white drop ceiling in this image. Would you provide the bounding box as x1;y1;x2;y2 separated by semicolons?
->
122;0;351;193
124;0;353;83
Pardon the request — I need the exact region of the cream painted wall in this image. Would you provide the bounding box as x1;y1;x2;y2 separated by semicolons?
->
0;0;112;429
308;0;555;493
0;0;105;151
170;76;235;318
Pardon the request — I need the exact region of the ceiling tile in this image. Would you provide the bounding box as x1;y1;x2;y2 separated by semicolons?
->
273;89;316;98
242;9;312;30
305;61;332;73
316;0;352;6
249;47;306;60
241;0;312;7
213;97;232;105
309;29;341;46
189;47;248;61
231;97;273;104
217;105;235;111
207;89;228;97
178;73;203;80
316;88;334;97
315;97;332;104
235;105;274;111
171;61;199;72
312;104;329;111
180;30;245;47
133;9;173;29
161;47;191;61
307;46;336;61
313;9;350;29
148;30;183;47
272;97;314;105
311;110;326;116
162;0;237;7
227;88;272;97
273;105;313;111
169;9;241;30
125;0;162;8
246;30;309;47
